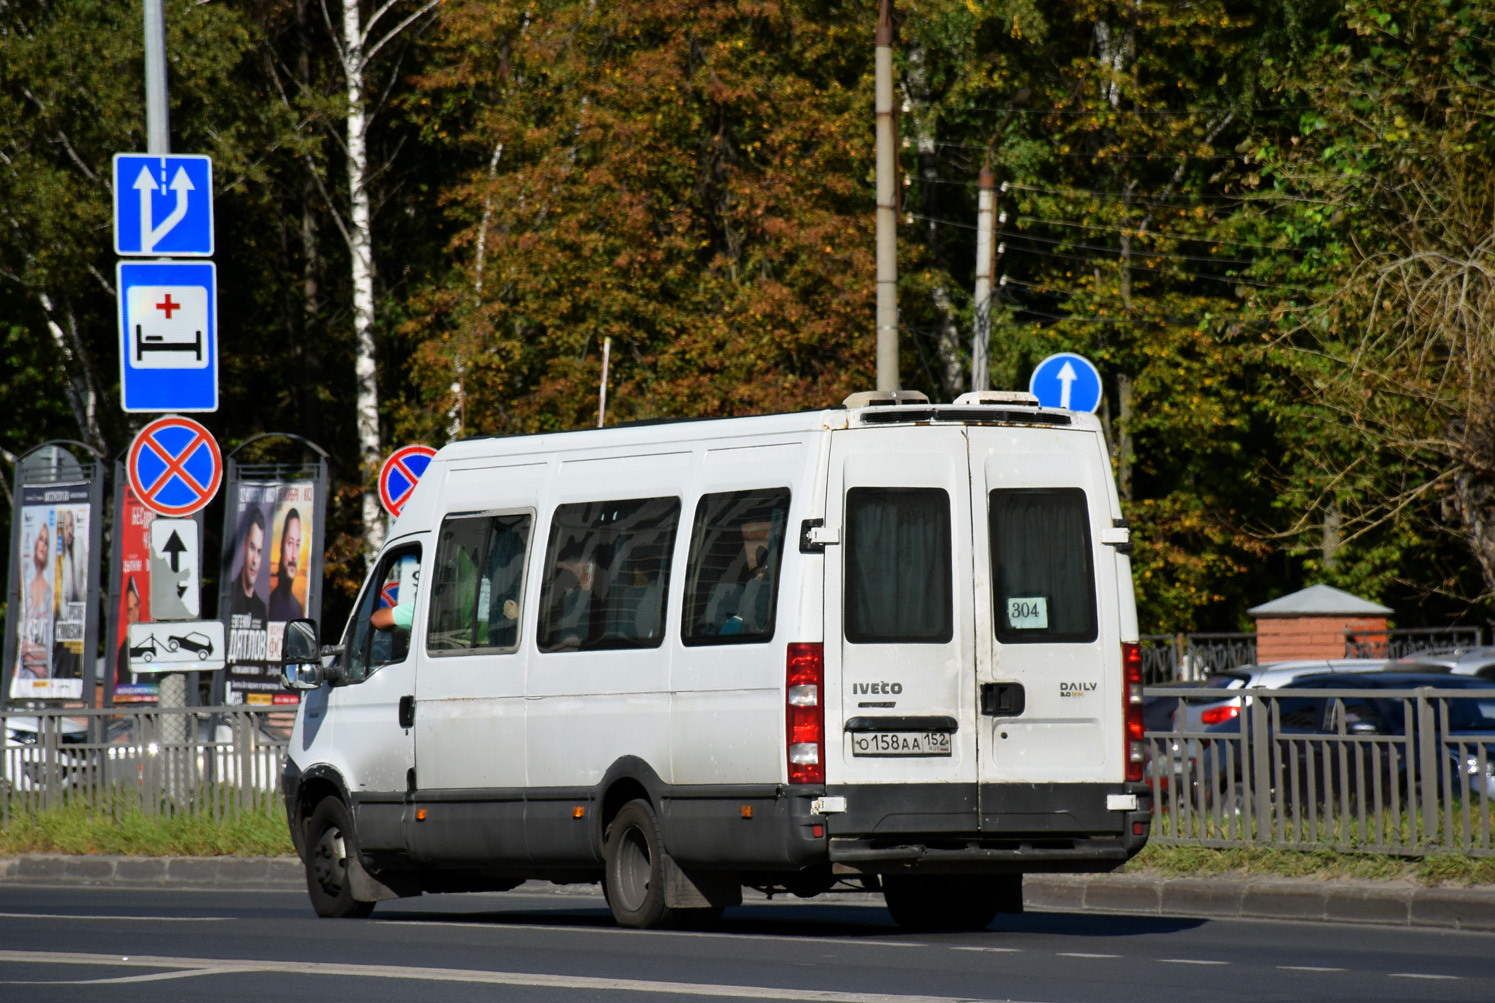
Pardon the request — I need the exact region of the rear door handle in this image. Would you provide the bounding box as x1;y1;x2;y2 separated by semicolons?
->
981;683;1025;717
398;695;415;729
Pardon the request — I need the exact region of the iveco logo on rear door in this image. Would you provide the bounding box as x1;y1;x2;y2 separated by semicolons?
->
1059;682;1097;698
853;682;903;695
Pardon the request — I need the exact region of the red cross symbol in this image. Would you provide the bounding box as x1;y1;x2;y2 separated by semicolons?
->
155;293;181;319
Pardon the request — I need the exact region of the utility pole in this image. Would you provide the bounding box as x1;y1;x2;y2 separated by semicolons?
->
971;164;996;392
874;0;899;391
144;0;169;154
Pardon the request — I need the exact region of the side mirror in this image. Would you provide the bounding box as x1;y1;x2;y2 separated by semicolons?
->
282;619;325;690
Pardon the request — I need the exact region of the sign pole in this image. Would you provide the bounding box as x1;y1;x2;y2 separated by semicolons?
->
144;0;169;155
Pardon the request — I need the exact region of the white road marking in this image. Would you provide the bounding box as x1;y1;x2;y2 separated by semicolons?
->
1277;966;1344;973
0;912;231;922
377;918;925;949
1056;953;1120;959
1158;959;1228;966
1388;973;1460;981
0;950;1034;1001
950;947;1022;953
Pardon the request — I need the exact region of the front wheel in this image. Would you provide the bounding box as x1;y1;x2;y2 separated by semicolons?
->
883;874;1014;932
304;797;376;918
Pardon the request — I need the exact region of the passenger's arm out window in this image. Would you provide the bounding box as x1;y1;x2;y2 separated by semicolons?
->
682;489;791;646
344;545;422;683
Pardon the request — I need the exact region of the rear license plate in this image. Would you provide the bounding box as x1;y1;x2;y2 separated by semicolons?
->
850;731;953;757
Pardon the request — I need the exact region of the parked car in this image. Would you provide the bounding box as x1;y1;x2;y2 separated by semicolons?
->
166;632;214;657
1174;659;1451;737
1197;672;1495;810
1;715;89;793
1398;646;1495;679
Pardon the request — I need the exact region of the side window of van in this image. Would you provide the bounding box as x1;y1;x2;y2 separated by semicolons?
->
427;512;531;655
682;489;790;645
845;488;953;644
538;497;680;652
343;546;421;683
989;488;1097;644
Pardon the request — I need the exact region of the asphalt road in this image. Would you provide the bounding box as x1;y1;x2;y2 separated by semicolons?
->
0;883;1491;1002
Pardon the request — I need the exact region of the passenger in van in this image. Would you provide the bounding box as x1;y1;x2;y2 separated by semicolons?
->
545;539;597;648
371;600;412;633
720;545;770;636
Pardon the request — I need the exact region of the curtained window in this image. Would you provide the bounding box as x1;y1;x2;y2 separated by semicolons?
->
990;488;1096;643
845;487;952;644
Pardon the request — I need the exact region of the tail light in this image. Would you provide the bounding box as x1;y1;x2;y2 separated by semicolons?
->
1123;642;1144;783
786;643;825;784
1200;704;1240;726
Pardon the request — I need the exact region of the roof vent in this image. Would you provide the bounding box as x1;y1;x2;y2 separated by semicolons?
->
843;390;931;408
952;390;1040;407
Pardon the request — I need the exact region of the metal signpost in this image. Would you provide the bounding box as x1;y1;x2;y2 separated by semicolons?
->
1029;352;1104;413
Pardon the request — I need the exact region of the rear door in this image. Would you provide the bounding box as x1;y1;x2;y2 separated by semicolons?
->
968;428;1121;811
825;425;979;804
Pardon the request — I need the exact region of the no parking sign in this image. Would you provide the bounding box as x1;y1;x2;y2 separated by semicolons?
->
127;415;222;517
378;445;436;518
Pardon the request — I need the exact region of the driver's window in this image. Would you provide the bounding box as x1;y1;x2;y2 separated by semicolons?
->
343;545;422;683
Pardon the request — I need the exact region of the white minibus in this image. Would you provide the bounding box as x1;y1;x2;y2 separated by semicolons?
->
280;390;1151;930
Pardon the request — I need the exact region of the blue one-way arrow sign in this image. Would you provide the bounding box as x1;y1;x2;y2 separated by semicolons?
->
1029;352;1103;413
113;154;214;257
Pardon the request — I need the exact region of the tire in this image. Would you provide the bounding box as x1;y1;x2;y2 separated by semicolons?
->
604;798;708;929
166;639;179;652
304;797;376;918
883;874;1009;932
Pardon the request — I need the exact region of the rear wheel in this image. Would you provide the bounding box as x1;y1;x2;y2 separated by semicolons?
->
604;799;675;928
882;874;1015;932
603;799;721;929
304;797;376;918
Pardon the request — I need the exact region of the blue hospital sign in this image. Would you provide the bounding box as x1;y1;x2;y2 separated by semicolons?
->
117;261;219;413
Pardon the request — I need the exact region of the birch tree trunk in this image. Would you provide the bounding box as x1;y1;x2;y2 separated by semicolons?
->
343;0;384;555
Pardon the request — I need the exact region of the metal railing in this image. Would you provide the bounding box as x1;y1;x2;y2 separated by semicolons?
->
1140;633;1257;683
1145;685;1495;856
1345;626;1485;659
1;705;288;826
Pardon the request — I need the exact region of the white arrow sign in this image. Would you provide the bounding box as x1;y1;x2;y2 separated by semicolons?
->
1056;360;1077;410
134;165;195;254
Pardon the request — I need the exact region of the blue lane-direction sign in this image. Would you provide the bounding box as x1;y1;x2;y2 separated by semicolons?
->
1029;351;1103;413
118;260;218;413
113;153;214;257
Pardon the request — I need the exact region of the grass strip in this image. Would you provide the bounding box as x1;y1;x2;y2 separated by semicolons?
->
1124;843;1495;887
0;801;293;857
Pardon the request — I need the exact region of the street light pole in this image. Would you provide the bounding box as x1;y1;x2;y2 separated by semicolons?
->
874;0;899;392
144;0;170;154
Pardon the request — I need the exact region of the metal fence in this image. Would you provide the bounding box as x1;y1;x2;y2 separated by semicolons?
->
1;705;288;827
1344;626;1485;659
1145;685;1495;856
1140;633;1258;683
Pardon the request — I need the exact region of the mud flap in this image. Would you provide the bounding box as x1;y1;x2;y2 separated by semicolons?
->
661;856;742;910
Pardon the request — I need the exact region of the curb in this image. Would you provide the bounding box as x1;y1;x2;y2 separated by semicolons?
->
2;856;1491;931
1023;874;1495;932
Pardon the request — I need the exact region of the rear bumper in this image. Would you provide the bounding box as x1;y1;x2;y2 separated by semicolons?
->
823;781;1151;874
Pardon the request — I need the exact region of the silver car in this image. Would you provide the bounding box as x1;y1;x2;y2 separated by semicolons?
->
1398;646;1495;679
